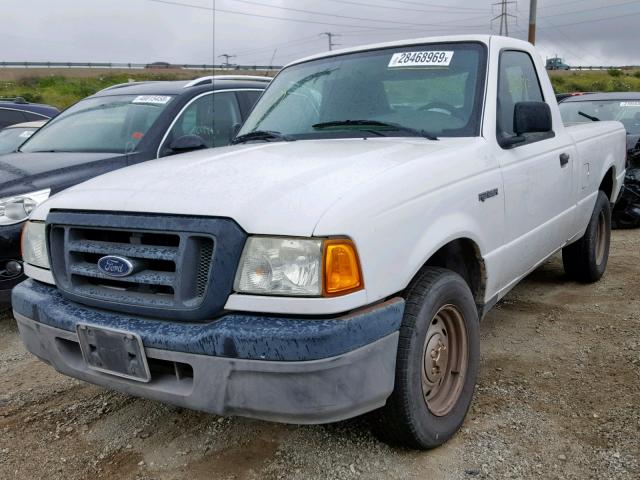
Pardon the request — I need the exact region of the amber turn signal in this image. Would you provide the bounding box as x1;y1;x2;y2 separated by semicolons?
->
323;239;363;296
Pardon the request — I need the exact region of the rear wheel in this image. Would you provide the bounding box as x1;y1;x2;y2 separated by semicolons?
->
562;190;611;283
373;267;479;449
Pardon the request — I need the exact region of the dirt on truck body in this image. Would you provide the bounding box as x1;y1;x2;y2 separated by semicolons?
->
0;229;638;480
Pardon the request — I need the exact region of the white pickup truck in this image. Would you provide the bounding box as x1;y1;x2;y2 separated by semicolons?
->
13;35;626;449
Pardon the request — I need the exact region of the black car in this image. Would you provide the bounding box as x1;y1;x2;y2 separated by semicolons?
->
0;97;59;128
559;92;640;228
0;76;269;303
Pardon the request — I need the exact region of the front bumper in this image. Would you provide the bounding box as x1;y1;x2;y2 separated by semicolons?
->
13;280;404;424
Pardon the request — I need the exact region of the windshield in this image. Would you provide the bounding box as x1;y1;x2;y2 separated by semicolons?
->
21;94;174;153
238;42;487;140
560;99;640;135
0;126;38;154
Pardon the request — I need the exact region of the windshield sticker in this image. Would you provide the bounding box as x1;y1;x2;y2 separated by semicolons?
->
620;101;640;107
132;95;172;105
388;51;454;68
19;130;34;139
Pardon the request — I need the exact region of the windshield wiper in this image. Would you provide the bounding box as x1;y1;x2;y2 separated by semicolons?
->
232;130;295;145
27;150;71;153
578;111;600;122
312;120;438;140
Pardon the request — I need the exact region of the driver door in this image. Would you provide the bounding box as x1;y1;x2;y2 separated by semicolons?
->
159;91;242;157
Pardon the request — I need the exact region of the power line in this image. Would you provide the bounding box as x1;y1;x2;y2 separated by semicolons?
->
224;0;487;29
144;0;213;11
234;35;321;57
535;19;606;65
315;0;489;15
375;0;487;12
535;8;640;28
538;0;640;17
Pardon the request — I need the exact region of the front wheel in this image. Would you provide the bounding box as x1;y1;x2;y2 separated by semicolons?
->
562;190;611;283
373;267;480;449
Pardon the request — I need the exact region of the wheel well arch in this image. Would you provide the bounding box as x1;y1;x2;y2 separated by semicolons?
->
599;166;615;200
408;238;487;305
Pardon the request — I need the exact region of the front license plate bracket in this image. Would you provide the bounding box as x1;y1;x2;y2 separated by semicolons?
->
76;324;151;382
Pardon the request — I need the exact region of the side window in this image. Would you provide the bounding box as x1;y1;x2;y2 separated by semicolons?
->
497;50;544;139
0;109;27;128
161;92;241;156
237;90;263;118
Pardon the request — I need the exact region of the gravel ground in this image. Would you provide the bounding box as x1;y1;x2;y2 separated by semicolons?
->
1;230;638;480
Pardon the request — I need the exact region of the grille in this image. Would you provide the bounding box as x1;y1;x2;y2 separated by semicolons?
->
50;225;214;311
47;211;247;321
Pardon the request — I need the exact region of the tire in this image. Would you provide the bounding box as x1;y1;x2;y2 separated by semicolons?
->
562;190;611;283
372;267;480;449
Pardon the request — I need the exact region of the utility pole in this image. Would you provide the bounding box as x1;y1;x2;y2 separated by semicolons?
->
321;32;339;51
528;0;537;44
219;54;236;68
491;0;517;37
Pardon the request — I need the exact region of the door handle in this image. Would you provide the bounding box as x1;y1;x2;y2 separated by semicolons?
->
560;153;570;167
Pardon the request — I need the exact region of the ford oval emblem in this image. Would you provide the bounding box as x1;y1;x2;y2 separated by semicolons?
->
97;255;135;277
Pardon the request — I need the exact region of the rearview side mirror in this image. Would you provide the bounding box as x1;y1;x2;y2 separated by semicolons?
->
501;101;553;149
170;134;207;153
514;101;553;135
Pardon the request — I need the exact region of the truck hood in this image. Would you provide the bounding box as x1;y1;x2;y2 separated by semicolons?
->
36;138;478;236
0;151;127;197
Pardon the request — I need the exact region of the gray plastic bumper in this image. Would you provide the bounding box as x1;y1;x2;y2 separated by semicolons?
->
15;312;399;424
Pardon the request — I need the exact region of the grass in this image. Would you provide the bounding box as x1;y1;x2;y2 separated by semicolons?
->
0;69;639;110
0;72;195;109
548;69;640;93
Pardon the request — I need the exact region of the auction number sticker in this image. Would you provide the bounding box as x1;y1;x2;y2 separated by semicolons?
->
620;101;640;107
132;95;172;104
388;51;454;68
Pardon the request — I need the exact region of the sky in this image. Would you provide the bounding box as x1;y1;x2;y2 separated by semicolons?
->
3;0;640;67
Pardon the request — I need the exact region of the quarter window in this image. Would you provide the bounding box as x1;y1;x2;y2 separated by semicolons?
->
0;109;26;128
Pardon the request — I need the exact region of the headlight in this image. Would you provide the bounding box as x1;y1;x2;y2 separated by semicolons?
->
0;189;50;226
234;236;362;297
21;221;50;269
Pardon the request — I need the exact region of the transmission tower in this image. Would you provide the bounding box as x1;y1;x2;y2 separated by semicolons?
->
219;54;236;68
321;32;340;51
492;0;517;36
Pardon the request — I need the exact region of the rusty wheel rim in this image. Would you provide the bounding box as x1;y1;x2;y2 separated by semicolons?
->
421;304;468;417
595;210;607;266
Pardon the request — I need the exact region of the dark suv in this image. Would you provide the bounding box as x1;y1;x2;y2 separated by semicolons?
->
0;97;59;128
0;76;269;303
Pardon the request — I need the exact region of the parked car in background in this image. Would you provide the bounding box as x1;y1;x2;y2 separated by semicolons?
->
0;75;269;303
555;92;591;103
12;35;626;449
0;120;46;154
0;97;59;128
559;92;640;228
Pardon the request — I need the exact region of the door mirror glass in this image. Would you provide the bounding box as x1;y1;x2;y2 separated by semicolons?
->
514;101;552;135
170;134;207;152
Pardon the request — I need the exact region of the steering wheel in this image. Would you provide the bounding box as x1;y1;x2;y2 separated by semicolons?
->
189;125;215;145
418;102;456;116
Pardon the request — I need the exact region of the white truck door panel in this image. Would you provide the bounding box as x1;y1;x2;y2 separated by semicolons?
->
498;135;577;278
493;49;578;286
